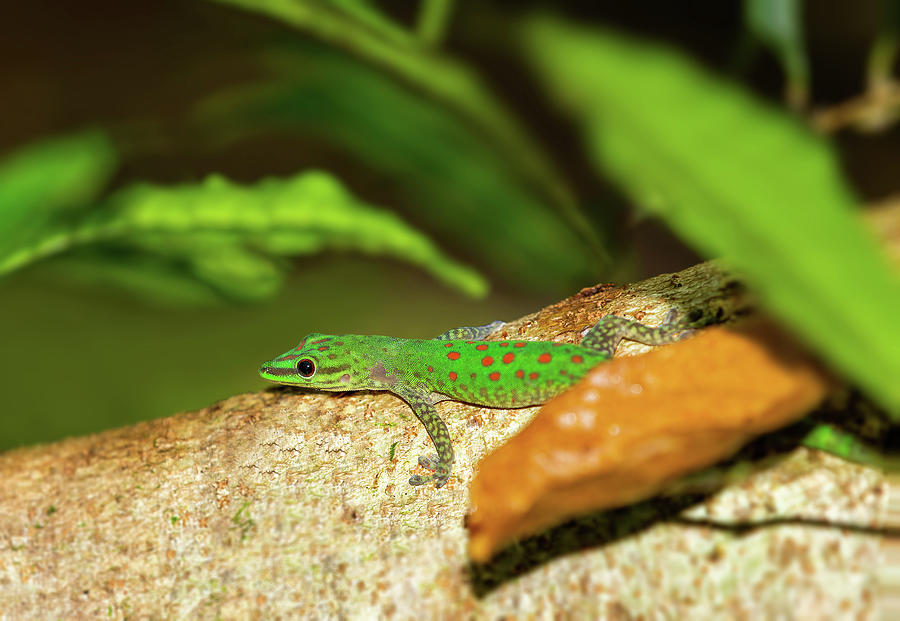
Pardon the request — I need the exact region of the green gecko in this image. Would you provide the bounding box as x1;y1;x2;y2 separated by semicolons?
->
259;310;695;488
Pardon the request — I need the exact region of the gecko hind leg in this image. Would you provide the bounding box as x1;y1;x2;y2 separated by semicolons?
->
396;389;454;488
580;308;698;357
435;320;506;341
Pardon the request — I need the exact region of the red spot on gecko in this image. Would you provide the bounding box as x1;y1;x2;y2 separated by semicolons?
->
475;344;489;351
500;342;509;347
444;342;453;348
571;355;584;363
538;353;552;363
489;372;500;381
514;342;526;348
529;372;539;380
466;340;474;344
515;370;524;379
481;356;494;366
317;346;329;351
310;338;329;344
427;366;433;372
449;371;458;381
447;351;461;360
502;353;515;364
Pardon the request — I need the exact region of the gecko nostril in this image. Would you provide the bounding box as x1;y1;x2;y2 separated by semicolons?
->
259;365;276;376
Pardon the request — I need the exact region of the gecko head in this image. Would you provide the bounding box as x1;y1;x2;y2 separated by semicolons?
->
258;334;367;391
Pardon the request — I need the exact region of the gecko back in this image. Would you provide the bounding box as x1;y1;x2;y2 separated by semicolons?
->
395;338;608;407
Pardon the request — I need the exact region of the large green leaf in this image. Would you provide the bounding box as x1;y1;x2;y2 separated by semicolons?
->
0;130;116;256
522;15;900;418
194;44;598;293
0;170;487;302
204;0;605;262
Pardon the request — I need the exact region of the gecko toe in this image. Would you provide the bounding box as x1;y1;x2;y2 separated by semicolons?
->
663;308;680;325
408;474;431;486
418;454;440;469
676;328;696;340
409;454;450;488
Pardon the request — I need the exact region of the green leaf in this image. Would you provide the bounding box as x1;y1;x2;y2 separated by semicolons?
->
0;130;117;256
194;44;598;293
866;1;900;88
295;0;417;48
0;171;488;302
204;0;605;262
802;424;899;471
414;0;456;47
744;0;809;107
522;15;900;418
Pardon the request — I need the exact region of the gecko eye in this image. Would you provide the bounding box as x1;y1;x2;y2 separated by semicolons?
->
297;358;316;378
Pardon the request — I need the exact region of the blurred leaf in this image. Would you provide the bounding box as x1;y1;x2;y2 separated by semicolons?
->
205;0;605;261
0;130;116;256
866;1;900;89
194;44;597;293
414;0;455;47
307;0;415;48
0;171;488;302
801;424;899;471
522;15;900;418
744;0;809;108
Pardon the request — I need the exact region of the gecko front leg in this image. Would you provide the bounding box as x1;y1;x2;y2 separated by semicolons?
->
580;309;699;357
394;387;454;488
434;320;506;341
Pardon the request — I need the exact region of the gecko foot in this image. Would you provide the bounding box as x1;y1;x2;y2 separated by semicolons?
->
662;308;694;340
408;454;451;488
435;320;506;341
664;308;712;340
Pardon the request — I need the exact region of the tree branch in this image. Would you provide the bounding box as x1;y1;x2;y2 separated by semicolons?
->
0;261;888;618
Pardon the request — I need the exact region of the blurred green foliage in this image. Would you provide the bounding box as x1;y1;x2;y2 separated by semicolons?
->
211;0;602;259
744;0;808;107
194;44;596;290
0;146;487;302
0;131;117;260
522;14;900;418
2;0;900;447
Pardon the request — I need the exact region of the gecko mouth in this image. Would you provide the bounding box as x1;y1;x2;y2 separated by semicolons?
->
259;364;298;378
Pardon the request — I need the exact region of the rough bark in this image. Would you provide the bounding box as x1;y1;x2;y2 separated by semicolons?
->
0;261;890;619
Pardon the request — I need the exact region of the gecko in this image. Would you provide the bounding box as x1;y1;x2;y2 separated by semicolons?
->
259;310;696;488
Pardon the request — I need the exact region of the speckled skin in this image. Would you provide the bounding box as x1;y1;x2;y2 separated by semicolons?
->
260;313;690;487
